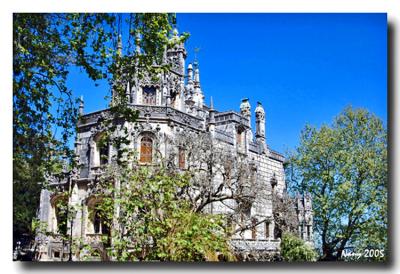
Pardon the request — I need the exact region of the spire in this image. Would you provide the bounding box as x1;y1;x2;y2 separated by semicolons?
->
173;28;179;37
194;67;200;88
170;28;180;44
208;96;216;131
117;34;122;56
79;95;84;115
135;32;141;54
187;63;193;82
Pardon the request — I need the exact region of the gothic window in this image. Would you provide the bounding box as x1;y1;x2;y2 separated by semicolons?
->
306;225;311;240
236;130;242;147
94;133;109;167
140;136;153;163
53;196;68;235
99;142;109;166
251;218;257;240
142;86;156;105
271;174;278;192
93;209;110;235
265;221;270;238
178;148;185;169
300;224;304;239
94;210;101;234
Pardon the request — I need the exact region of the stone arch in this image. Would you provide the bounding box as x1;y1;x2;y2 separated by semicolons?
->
91;132;109;167
85;196;110;236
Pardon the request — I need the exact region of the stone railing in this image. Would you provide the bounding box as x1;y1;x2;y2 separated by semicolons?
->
132;104;204;129
269;149;285;163
230;238;281;252
215;111;249;126
85;234;109;246
78;105;205;130
248;142;260;153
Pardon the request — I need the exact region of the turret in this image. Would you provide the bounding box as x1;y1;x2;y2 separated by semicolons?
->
255;101;267;150
187;63;193;84
194;66;200;88
167;28;186;76
135;32;141;54
117;34;122;57
240;98;251;128
192;62;203;108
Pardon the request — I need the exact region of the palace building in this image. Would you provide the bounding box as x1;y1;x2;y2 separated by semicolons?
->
35;29;313;261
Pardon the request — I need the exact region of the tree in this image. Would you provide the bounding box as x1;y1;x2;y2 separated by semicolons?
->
93;165;234;261
13;13;181;245
166;130;272;239
13;13;117;243
272;192;298;239
281;233;317;262
286;107;387;261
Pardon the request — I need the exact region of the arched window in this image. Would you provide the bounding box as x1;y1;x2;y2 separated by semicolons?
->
140;136;153;163
270;174;278;192
93;133;109;167
178;148;185;169
251;218;257;240
93;209;110;235
52;195;68;235
142;86;156;105
236;130;242;147
93;210;101;234
99;142;109;166
265;221;270;238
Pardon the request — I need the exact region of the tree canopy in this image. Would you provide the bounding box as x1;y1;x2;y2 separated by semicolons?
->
13;13;179;243
93;165;234;261
286;106;387;261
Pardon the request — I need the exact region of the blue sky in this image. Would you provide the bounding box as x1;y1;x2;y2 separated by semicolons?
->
67;13;387;154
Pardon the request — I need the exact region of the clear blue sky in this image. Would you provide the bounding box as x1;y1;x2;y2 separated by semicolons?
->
67;13;387;154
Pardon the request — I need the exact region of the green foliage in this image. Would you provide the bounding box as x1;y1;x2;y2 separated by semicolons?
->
158;211;234;261
13;13;116;241
281;233;317;262
13;13;182;243
286;106;387;261
97;166;234;261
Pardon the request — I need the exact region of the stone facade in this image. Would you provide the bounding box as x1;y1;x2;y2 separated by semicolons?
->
35;29;313;261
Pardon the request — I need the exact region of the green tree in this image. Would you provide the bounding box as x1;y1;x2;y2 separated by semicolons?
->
95;165;234;261
13;13;117;243
286;107;387;261
281;233;317;262
13;13;181;245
